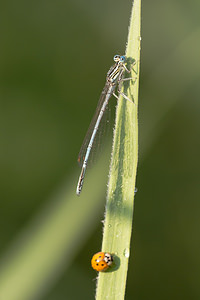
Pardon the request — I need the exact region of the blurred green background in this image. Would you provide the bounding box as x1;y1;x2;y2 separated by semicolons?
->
0;0;200;299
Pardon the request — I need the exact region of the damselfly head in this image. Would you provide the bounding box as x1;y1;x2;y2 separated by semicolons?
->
113;54;126;64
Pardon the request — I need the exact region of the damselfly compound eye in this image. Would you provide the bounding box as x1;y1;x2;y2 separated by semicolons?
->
113;54;121;62
120;55;126;63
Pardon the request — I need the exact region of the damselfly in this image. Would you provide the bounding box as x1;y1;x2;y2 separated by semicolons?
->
76;55;133;196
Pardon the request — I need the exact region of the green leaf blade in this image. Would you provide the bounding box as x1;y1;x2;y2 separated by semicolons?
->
96;0;141;299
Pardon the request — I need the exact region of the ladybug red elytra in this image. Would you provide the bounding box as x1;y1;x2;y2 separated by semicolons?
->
91;252;113;272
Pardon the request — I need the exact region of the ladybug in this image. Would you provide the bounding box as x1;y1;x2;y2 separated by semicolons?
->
91;252;113;272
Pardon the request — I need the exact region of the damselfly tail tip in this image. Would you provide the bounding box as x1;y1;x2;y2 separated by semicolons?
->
76;182;83;196
76;188;81;196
